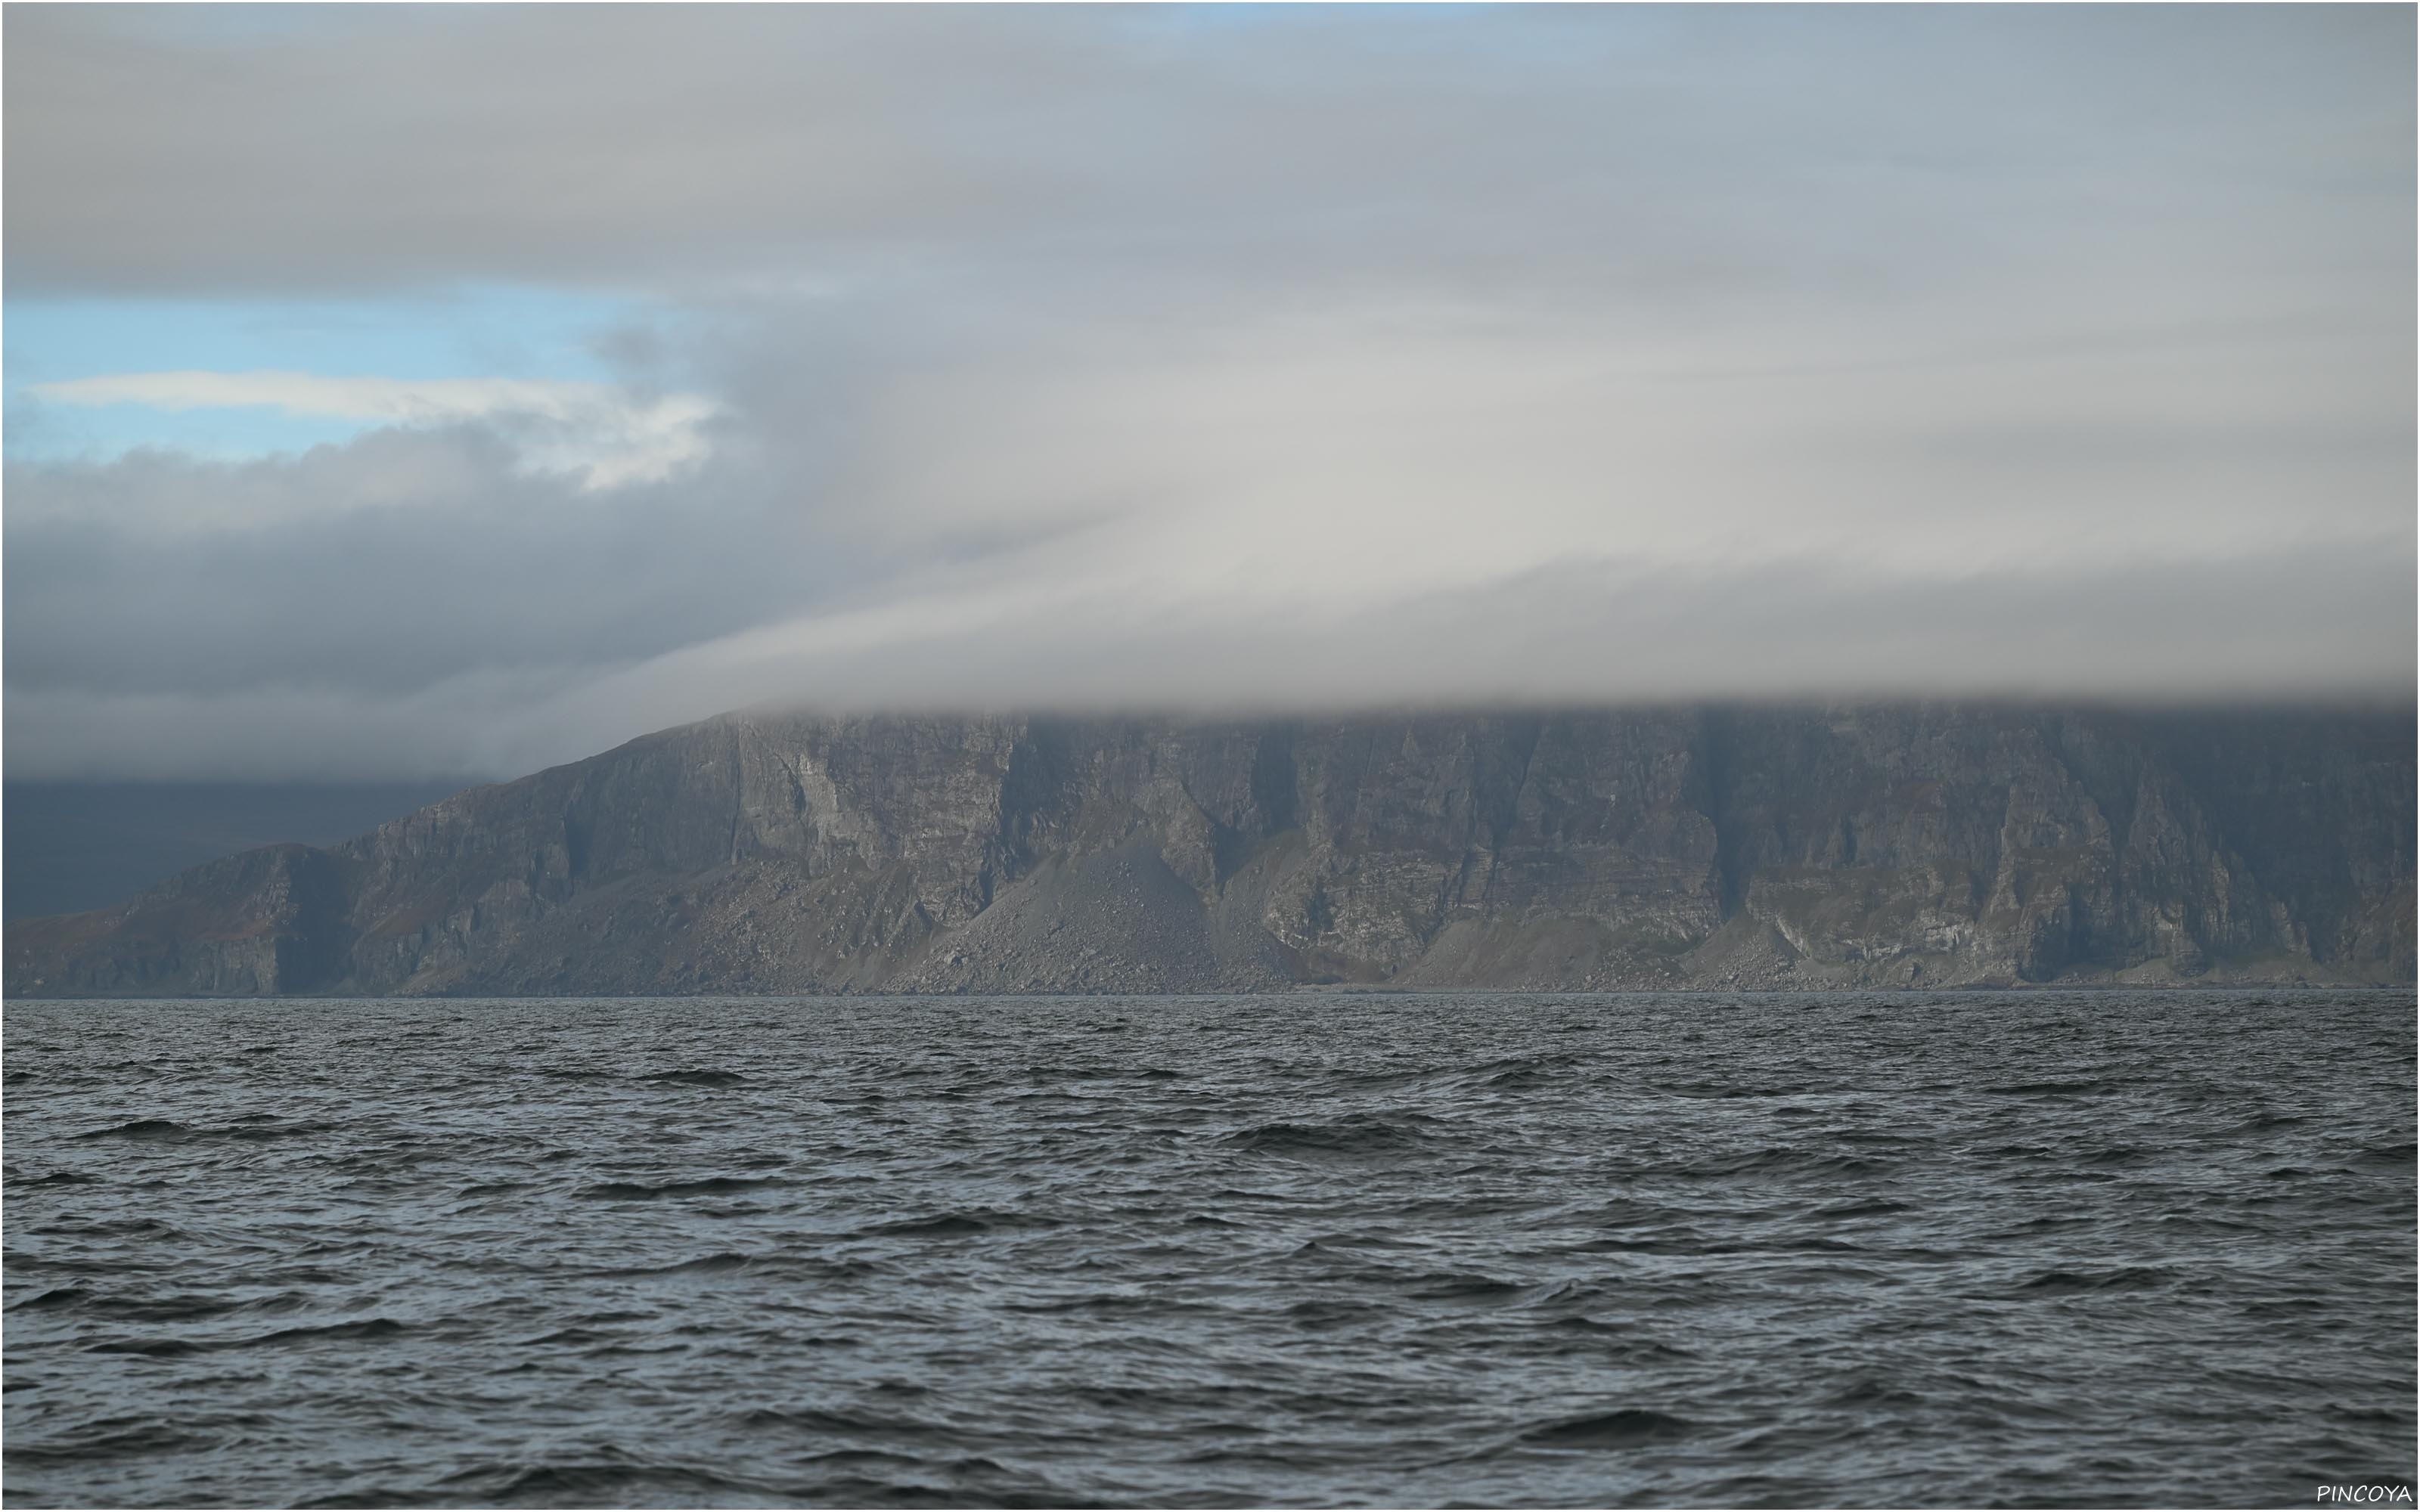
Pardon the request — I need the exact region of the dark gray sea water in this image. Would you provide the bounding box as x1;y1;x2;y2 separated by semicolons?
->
5;990;2412;1508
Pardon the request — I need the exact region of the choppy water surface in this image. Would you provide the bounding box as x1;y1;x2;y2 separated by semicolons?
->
5;990;2412;1507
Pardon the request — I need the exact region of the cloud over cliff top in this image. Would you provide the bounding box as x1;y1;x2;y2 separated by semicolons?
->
5;6;2412;780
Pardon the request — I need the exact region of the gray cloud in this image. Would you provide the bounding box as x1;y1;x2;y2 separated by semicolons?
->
8;6;2408;305
3;429;855;700
10;541;2408;784
3;6;2412;781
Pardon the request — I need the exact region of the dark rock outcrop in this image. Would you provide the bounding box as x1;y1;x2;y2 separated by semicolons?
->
8;705;2412;996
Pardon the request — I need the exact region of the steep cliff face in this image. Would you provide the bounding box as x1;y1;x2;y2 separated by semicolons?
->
8;705;2411;996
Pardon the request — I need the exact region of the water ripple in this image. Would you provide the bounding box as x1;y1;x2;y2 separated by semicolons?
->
4;990;2412;1507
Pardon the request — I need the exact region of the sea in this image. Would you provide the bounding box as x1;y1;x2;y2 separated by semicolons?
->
4;990;2412;1508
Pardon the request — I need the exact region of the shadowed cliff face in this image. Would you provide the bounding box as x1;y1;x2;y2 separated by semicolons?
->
7;706;2412;996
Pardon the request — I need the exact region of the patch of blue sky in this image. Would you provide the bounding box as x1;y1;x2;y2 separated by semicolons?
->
4;284;656;464
5;395;365;466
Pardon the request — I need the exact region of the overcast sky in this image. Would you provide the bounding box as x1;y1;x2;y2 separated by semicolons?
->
5;5;2412;782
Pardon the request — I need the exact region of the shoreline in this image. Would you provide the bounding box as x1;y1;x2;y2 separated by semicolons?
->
11;980;2411;1003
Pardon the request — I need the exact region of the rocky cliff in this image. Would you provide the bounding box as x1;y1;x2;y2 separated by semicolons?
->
8;705;2412;996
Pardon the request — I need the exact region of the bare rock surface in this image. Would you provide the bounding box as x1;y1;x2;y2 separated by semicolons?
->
8;705;2412;996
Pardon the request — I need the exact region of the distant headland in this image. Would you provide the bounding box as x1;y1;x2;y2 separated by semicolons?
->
8;704;2412;997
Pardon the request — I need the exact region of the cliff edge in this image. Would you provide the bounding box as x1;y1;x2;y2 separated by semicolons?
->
8;705;2412;996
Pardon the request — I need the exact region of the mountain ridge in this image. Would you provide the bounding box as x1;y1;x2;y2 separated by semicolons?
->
8;703;2412;996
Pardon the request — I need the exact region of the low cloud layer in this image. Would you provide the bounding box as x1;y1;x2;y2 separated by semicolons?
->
4;7;2412;781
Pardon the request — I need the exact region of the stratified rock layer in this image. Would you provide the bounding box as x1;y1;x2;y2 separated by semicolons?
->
8;705;2412;996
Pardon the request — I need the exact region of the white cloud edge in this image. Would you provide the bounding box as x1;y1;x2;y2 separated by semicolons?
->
23;369;718;490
